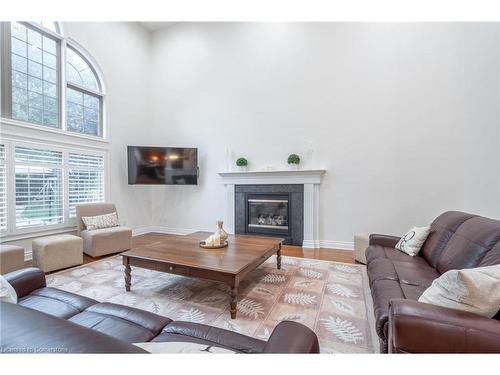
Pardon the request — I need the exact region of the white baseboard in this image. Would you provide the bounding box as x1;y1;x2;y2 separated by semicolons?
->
132;226;197;236
133;226;354;250
319;240;354;250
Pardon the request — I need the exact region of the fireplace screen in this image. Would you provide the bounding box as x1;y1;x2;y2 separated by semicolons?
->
247;195;289;233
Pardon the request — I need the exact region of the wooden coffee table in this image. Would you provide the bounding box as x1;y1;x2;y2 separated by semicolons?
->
121;232;283;319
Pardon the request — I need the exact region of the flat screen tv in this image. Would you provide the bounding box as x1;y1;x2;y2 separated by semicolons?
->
127;146;198;185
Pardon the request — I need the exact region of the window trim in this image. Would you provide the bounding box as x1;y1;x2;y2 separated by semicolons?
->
0;21;107;141
0;135;109;239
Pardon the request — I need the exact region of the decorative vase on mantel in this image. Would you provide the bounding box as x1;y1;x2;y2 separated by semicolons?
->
216;221;228;243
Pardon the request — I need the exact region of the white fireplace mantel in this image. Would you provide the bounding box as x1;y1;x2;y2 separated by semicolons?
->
218;169;326;248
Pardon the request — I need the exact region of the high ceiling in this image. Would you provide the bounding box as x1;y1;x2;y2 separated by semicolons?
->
139;22;177;32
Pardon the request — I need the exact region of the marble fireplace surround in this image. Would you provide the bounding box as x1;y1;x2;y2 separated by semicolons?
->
218;169;326;248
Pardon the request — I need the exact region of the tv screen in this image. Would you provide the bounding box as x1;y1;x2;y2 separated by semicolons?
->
127;146;198;185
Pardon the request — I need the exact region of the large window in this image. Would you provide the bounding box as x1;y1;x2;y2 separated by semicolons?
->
0;140;106;236
1;22;105;138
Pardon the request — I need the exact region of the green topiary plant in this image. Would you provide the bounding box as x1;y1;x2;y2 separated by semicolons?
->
287;154;300;165
236;157;248;167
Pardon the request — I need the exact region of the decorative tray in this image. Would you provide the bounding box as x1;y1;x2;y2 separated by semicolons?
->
199;240;229;249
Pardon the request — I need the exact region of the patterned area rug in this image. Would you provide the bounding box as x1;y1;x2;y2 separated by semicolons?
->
48;255;378;353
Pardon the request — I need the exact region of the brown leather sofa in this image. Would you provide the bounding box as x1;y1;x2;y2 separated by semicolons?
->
366;211;500;353
1;267;319;354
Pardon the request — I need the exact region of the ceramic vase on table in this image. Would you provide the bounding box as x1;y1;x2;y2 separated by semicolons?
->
216;221;228;243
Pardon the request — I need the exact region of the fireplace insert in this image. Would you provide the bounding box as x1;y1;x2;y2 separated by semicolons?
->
247;194;289;236
235;184;304;245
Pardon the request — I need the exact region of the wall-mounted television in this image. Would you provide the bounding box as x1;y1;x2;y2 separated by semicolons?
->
127;146;198;185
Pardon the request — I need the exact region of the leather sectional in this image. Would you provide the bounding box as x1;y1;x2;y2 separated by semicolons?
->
1;267;319;354
366;211;500;353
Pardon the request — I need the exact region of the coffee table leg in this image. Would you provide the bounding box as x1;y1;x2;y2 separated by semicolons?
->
230;284;238;319
277;243;282;270
124;257;131;292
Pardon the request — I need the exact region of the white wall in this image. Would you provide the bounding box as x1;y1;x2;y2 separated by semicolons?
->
148;23;500;246
62;22;154;231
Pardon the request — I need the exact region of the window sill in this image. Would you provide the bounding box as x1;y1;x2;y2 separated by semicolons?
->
0;117;109;145
1;226;78;243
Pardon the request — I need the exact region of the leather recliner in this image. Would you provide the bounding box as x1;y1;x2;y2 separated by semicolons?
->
366;211;500;353
1;267;320;354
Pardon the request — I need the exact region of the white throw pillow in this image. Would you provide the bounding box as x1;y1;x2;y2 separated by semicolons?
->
418;264;500;318
0;275;17;304
395;226;430;256
133;341;236;354
82;212;119;231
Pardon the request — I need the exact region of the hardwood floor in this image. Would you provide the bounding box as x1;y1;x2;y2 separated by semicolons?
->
26;233;355;269
80;233;355;264
281;244;355;263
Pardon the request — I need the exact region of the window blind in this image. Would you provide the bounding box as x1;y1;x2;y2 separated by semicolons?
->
68;152;104;217
15;146;63;229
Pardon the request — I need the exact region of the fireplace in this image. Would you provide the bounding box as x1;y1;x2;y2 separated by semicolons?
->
235;184;303;245
247;194;289;235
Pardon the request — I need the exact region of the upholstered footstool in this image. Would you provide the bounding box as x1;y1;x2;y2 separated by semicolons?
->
32;234;83;273
0;245;25;274
354;233;370;264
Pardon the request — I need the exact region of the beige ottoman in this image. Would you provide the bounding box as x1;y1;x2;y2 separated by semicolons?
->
0;245;25;274
32;234;83;273
354;234;370;264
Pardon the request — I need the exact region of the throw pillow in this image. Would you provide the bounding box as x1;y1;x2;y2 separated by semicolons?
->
0;275;17;304
82;212;119;231
395;226;430;256
418;264;500;318
133;341;236;354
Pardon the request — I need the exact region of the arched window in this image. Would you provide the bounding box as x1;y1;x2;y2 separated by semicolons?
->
1;21;105;138
66;47;103;136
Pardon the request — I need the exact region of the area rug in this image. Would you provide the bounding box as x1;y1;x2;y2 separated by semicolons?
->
47;255;378;353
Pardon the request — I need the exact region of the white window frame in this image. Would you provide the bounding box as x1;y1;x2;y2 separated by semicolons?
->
0;21;108;142
0;136;109;240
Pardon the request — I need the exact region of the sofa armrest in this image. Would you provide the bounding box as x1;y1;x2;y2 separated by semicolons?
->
388;299;500;353
3;267;46;298
263;321;320;353
369;234;400;248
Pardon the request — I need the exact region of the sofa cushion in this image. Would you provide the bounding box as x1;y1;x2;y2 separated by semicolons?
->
82;212;119;231
479;241;500;267
153;321;266;353
395;226;431;256
420;211;477;268
81;226;132;257
419;264;500;318
436;216;500;274
392;261;439;287
0;275;17;304
366;245;429;265
18;287;97;319
134;341;237;354
367;249;434;287
0;301;147;354
69;302;172;343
